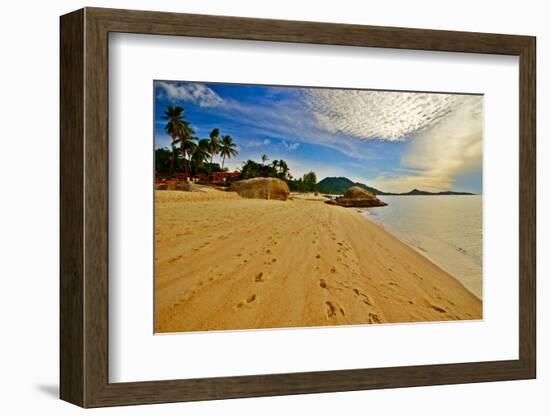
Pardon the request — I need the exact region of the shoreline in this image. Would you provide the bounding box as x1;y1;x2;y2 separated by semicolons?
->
155;188;482;333
360;210;482;300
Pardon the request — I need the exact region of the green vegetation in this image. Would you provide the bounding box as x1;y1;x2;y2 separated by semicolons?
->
219;135;238;170
161;105;188;177
239;159;290;181
238;159;318;193
317;177;383;195
288;172;318;193
208;128;220;176
158;104;323;193
156;148;223;176
272;160;290;180
240;160;278;179
158;104;239;178
155;148;176;174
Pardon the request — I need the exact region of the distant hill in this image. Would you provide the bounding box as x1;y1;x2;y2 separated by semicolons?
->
397;188;475;196
317;177;384;195
317;177;475;196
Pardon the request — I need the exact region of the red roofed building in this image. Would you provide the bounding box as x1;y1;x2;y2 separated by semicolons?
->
211;171;240;185
155;171;240;186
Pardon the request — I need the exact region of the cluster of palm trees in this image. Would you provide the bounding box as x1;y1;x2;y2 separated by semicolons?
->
271;159;290;180
162;105;239;178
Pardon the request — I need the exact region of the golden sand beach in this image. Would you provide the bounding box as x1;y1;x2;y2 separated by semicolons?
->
154;187;481;333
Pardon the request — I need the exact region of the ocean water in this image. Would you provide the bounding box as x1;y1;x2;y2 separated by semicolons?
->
362;195;482;299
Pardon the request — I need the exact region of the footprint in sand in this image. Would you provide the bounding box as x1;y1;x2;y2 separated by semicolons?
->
353;288;373;306
255;272;264;283
236;294;257;309
325;301;345;318
422;298;447;313
319;279;327;289
368;313;382;324
429;304;447;313
168;254;183;264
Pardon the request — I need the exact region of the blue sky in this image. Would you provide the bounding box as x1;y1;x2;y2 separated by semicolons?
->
154;80;483;193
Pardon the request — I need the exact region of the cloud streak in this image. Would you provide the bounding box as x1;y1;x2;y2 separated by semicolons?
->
305;89;460;141
369;95;483;192
156;81;375;160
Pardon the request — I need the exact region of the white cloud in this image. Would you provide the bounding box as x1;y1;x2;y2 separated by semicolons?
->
157;81;223;107
305;89;461;141
368;95;483;192
281;140;300;151
241;139;271;148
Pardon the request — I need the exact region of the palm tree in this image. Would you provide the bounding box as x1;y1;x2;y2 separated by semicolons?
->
208;128;220;176
178;125;196;175
219;135;239;170
261;154;269;165
162;105;186;177
273;159;289;180
190;139;212;174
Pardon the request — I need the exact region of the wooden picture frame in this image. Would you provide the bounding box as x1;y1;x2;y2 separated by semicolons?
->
60;7;536;408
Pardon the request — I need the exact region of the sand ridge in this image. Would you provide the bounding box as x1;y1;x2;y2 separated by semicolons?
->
154;189;481;333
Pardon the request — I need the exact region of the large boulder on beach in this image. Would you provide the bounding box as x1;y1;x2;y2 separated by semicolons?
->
326;186;387;208
230;177;290;201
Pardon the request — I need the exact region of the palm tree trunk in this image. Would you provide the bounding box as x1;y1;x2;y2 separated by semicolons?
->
221;155;226;170
189;148;197;179
169;144;176;178
209;154;214;181
180;151;186;176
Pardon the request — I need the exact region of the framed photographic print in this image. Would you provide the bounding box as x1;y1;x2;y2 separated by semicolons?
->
60;7;536;408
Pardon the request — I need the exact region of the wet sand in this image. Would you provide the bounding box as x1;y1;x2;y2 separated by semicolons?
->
155;188;482;333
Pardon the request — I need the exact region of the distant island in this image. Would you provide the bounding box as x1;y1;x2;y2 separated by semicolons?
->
317;177;476;196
